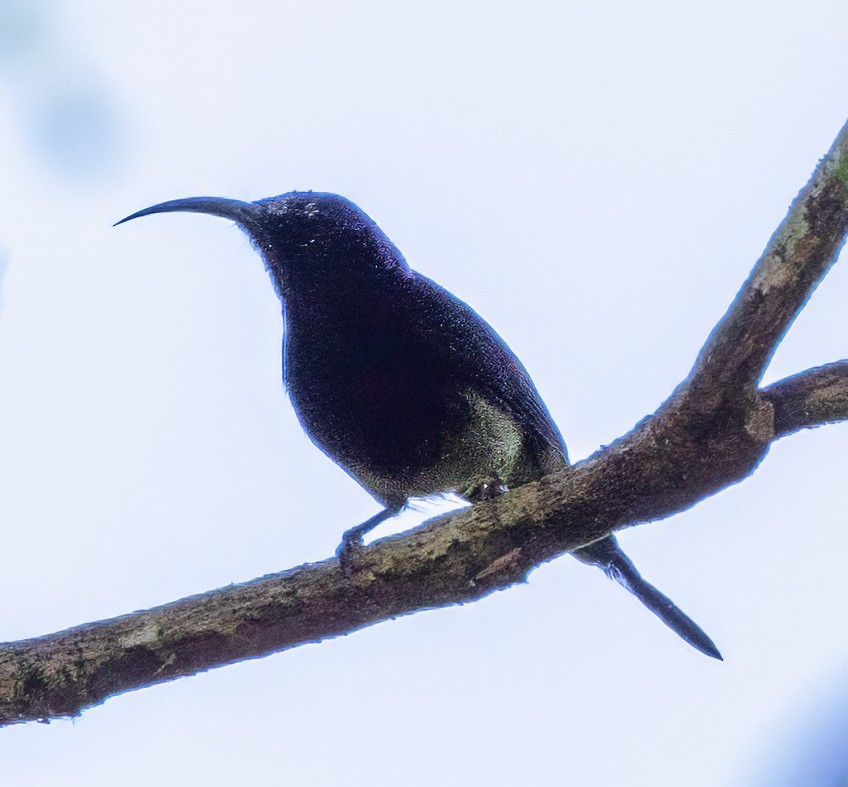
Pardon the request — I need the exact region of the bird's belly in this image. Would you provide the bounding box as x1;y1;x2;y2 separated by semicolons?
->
425;389;529;496
286;352;454;501
288;354;531;505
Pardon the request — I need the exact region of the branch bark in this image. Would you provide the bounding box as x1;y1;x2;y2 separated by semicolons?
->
2;121;848;726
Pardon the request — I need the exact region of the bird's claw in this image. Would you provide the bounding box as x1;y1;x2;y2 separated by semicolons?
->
336;533;365;577
336;506;402;577
462;474;507;503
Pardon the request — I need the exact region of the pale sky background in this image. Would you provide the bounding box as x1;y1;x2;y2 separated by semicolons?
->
0;2;847;785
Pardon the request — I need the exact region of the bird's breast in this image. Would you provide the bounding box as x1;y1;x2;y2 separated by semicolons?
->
283;313;459;498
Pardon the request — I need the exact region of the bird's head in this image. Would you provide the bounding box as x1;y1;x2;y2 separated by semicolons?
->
116;191;408;301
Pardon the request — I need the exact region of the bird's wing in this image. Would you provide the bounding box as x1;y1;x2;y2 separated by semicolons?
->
400;271;568;468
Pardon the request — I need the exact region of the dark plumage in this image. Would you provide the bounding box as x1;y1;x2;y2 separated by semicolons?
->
117;191;721;659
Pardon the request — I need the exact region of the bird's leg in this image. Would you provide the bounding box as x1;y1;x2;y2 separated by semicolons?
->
574;536;722;660
337;505;403;574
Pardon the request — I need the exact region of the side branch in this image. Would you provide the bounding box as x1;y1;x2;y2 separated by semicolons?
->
762;360;848;437
686;120;848;404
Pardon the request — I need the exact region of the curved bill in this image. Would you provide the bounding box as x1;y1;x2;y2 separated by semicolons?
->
114;197;258;227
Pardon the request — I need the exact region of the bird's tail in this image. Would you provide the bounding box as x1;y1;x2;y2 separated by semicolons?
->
574;536;722;660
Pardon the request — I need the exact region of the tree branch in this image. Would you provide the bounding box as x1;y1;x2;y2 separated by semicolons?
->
2;120;848;727
762;360;848;437
685;124;848;405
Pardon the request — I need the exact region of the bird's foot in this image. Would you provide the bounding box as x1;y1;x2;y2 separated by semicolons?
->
336;506;401;577
336;530;366;577
461;474;507;503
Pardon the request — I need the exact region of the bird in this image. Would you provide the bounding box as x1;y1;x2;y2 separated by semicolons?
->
116;191;721;660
